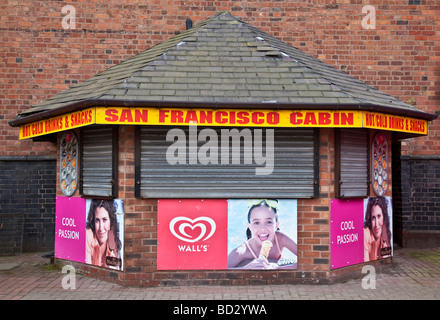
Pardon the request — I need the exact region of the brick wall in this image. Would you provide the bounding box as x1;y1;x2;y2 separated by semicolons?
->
398;156;440;247
392;136;440;248
0;158;56;254
2;1;439;158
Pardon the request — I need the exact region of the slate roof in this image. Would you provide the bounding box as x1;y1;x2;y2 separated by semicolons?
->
12;12;436;123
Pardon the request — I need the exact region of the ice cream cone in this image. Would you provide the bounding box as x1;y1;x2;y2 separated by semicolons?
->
259;240;273;259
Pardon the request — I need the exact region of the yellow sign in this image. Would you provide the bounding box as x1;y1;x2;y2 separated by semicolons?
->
18;106;428;139
95;107;363;128
363;111;427;134
19;108;95;139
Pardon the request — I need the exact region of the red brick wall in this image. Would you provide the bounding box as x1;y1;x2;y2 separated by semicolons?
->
2;1;439;157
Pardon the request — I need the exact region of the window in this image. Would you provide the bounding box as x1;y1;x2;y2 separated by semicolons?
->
135;126;318;199
335;129;368;198
80;126;118;197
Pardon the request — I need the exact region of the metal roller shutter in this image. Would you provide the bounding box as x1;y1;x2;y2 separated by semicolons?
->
81;126;117;197
337;129;368;198
137;126;317;198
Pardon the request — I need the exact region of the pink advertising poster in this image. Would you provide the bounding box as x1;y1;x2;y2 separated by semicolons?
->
157;199;228;270
55;196;86;263
330;198;364;269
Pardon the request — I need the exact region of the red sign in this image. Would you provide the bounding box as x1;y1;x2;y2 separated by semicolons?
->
157;199;228;270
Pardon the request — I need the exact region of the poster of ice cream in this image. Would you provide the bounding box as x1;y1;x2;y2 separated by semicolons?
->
157;199;228;270
157;198;297;270
227;199;298;270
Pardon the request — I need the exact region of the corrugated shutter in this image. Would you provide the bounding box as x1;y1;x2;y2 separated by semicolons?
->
138;126;316;198
81;126;117;197
338;129;368;198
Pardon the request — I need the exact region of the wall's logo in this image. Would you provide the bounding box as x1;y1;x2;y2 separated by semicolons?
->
169;216;216;243
158;199;228;270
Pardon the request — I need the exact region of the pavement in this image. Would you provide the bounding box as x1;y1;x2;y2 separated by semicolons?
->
0;246;440;301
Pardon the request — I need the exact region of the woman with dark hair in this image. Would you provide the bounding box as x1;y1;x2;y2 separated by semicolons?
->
85;199;122;269
228;199;297;269
364;197;392;262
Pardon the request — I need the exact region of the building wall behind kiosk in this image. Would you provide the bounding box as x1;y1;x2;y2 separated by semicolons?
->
0;158;56;254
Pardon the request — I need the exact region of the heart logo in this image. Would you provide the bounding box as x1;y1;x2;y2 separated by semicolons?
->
169;216;216;243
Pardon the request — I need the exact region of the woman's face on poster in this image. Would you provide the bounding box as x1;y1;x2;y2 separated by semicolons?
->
371;205;384;240
248;206;279;244
94;207;111;245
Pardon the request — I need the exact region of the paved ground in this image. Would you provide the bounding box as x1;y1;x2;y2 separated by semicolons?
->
0;246;439;300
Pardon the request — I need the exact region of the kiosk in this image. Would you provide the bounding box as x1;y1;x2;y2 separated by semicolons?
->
9;13;437;285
